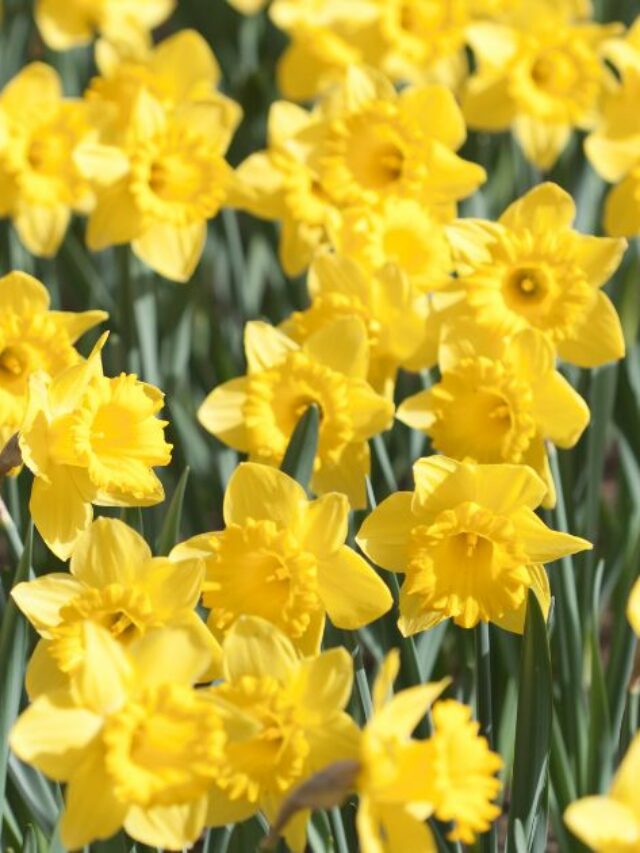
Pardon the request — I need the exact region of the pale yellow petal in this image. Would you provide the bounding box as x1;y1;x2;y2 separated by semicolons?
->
301;492;349;558
564;796;640;850
125;801;207;851
223;461;306;528
604;174;640;237
151;29;220;93
129;625;213;689
133;221;206;283
287;646;353;721
14;204;70;258
355;492;414;572
30;468;93;562
73;143;130;185
25;639;70;700
557;291;625;368
303;317;369;379
74;623;132;715
500;182;575;232
513;118;571;172
197;377;250;450
11;574;84;634
513;508;592;562
222;615;298;684
9;691;102;781
70;516;151;588
0;271;49;313
86;180;144;251
532;373;590;449
317;546;393;629
244;320;298;372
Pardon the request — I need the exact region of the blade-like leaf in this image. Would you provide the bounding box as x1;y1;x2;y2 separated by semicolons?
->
280;405;319;491
507;590;552;853
156;468;190;556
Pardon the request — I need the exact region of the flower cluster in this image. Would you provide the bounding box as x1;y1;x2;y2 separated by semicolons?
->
0;1;636;852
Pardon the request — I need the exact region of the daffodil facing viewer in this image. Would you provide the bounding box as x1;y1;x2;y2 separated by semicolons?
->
357;456;591;634
172;462;392;657
19;334;172;560
198;317;394;508
10;623;248;850
12;517;214;696
449;183;627;367
397;323;590;506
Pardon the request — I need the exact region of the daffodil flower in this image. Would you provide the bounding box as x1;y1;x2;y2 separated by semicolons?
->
12;517;215;697
172;462;392;657
357;456;591;633
0;270;106;452
10;623;250;850
207;616;360;853
397;323;590;506
198;317;394;508
19;334;172;560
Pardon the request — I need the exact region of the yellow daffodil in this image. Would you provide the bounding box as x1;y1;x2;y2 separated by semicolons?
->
449;183;627;367
585;21;640;238
265;650;502;852
0;270;106;453
356;456;591;634
0;63;94;257
172;462;392;657
207;616;360;853
397;323;590;506
328;199;454;293
565;733;640;851
35;0;175;51
463;18;617;170
76;89;240;282
12;516;215;697
19;334;172;560
85;29;238;147
309;65;486;214
10;622;250;849
231;101;337;276
355;651;450;852
628;578;640;637
198;317;394;508
281;252;441;395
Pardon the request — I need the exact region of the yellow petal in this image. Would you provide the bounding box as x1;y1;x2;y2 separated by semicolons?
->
223;461;307;530
557;291;625;367
35;2;93;50
532;372;590;449
611;731;640;807
628;578;640;636
222;615;298;684
303;317;369;379
130;625;213;688
61;742;127;849
411;456;471;516
25;639;70;700
287;646;353;721
492;564;551;634
564;796;640;850
472;464;548;514
512;508;592;562
317;546;393;629
305;712;361;771
343;65;397;110
500;182;575;232
70;516;151;588
372;650;400;712
151;29;220;92
0;271;49;313
574;234;627;289
231;152;285;219
312;441;370;509
355;491;414;572
302;492;349;558
245;320;298;372
9;691;102;781
206;789;256;826
49;309;109;343
401;85;466;149
513;118;571;172
125;801;208;850
30;468;93;562
133;221;206;283
74;143;130;185
371;681;450;740
398;584;447;636
1;62;61;114
350;382;395;438
139;557;204;615
280;218;323;277
74;623;132;715
603;174;640;237
14;204;70;257
11;574;84;635
396;390;436;433
87;179;144;251
198;376;250;449
463;75;516;131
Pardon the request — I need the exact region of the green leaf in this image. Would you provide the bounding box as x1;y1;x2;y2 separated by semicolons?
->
507;590;552;853
156;468;190;556
586;561;613;792
20;824;37;853
0;526;34;843
280;405;319;491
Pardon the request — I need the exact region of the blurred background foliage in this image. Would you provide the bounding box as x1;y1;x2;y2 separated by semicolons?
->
1;0;640;851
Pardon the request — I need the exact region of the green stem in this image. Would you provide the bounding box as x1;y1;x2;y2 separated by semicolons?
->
329;807;350;853
371;434;398;497
342;631;373;720
0;496;22;559
475;622;497;853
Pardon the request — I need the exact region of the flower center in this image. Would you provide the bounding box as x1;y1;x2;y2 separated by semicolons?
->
49;584;155;673
405;502;532;627
103;683;225;807
27;136;69;176
0;345;28;379
202;520;321;639
531;49;578;97
214;675;309;802
504;265;551;308
244;352;353;468
426;358;536;463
